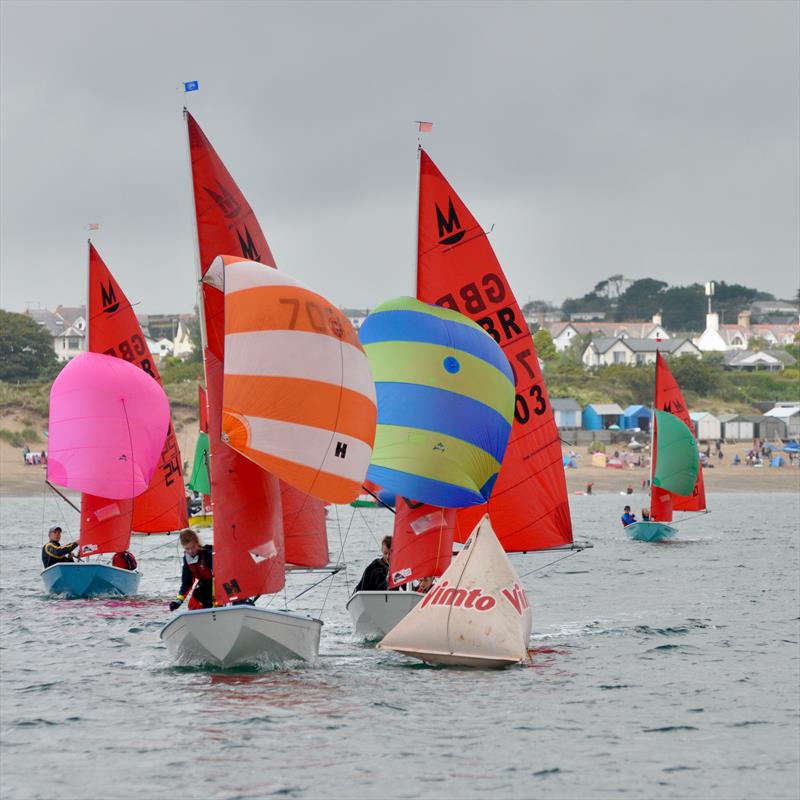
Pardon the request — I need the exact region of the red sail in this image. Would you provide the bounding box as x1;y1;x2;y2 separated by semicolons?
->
282;483;329;568
186;111;327;558
654;352;706;512
186;111;275;360
198;384;208;433
388;499;456;588
416;149;572;551
81;244;187;549
206;349;285;601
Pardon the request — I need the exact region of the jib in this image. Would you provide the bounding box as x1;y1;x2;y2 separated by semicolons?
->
420;580;496;611
435;273;522;344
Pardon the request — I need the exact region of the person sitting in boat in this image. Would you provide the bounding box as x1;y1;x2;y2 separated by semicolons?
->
41;526;79;568
169;529;213;611
641;508;651;521
415;576;434;594
354;535;392;592
112;551;138;571
621;506;637;527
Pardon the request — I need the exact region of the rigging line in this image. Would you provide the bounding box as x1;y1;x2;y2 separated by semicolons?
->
317;508;356;617
361;484;396;514
518;549;582;580
670;509;712;527
46;480;80;513
333;503;351;594
136;536;182;559
289;567;342;603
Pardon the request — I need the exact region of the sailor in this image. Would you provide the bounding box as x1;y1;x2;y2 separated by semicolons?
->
354;535;392;592
41;526;79;568
169;529;213;611
415;576;434;594
621;506;637;527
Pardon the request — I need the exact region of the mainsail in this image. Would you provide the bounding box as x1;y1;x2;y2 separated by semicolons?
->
186;110;327;565
653;352;706;512
416;150;572;551
84;244;187;539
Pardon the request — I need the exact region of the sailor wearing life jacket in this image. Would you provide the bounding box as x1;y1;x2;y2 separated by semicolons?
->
169;529;213;611
41;526;79;568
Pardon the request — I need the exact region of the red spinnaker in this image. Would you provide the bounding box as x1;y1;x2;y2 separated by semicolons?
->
282;483;330;568
388;499;456;589
653;352;706;512
416;149;572;551
186;111;327;565
80;244;187;555
206;349;285;600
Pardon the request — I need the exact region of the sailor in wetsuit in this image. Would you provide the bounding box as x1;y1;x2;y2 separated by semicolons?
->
169;529;213;611
41;526;79;568
354;535;392;592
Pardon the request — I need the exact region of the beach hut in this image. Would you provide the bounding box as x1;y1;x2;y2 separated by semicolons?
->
738;415;787;441
689;411;721;441
551;398;581;429
582;403;624;431
764;405;800;438
719;414;755;442
621;404;651;431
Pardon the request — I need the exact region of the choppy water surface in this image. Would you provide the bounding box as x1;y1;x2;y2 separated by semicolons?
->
1;491;798;800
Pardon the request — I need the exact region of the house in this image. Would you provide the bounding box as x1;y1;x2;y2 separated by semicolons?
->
690;412;722;441
341;308;370;331
582;337;700;368
737;415;787;441
722;350;791;371
551;398;581;429
548;313;671;353
582;403;624;431
695;310;800;352
621;404;651;431
718;414;755;441
765;404;800;438
25;305;86;361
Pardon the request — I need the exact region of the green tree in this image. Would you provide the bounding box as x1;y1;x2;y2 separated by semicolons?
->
614;278;668;321
184;307;202;363
666;354;720;396
0;310;58;382
533;329;557;361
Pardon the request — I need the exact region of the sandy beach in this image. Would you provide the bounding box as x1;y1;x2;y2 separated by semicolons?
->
2;432;797;499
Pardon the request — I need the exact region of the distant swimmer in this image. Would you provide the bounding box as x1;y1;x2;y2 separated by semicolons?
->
41;526;79;568
621;506;637;527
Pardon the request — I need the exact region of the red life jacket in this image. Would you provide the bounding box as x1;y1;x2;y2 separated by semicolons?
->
187;549;212;582
112;551;137;570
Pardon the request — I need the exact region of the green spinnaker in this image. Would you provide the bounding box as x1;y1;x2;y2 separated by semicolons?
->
652;410;699;496
187;431;211;496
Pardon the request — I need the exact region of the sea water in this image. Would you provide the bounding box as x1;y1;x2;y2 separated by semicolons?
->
1;491;798;800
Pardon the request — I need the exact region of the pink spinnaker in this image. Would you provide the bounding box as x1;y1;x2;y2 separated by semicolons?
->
47;352;170;499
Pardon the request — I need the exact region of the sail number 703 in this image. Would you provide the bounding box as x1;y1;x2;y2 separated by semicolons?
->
510;347;546;424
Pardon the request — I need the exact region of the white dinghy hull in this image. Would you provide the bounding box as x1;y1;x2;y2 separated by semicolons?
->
160;605;322;668
346;590;424;639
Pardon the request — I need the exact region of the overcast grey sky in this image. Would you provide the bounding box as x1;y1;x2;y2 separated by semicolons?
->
1;0;798;315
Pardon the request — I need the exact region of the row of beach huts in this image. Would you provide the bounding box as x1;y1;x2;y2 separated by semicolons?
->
551;400;800;442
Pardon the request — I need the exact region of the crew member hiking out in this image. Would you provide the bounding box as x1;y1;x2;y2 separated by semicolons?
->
41;526;79;568
169;529;213;611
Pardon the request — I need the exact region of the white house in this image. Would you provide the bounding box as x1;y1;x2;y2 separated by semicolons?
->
341;308;370;331
582;337;700;368
549;313;671;353
718;414;755;441
551;398;581;429
696;310;800;352
26;305;87;361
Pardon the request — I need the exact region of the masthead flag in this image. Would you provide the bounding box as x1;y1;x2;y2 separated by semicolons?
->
88;223;100;231
183;80;199;92
417;120;433;133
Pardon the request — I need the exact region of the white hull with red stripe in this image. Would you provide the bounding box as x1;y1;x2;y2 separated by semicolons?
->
160;605;322;668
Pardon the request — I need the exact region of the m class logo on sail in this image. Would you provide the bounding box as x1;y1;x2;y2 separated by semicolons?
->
435;197;465;245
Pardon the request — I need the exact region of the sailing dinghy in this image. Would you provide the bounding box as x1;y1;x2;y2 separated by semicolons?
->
625;352;705;541
43;352;170;597
160;257;375;668
42;244;187;597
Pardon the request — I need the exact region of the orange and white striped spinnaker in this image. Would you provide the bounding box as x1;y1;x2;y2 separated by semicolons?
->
204;255;377;505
